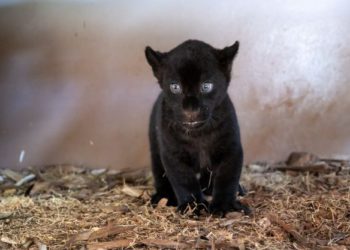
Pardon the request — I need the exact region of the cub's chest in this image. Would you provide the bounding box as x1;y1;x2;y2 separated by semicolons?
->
189;136;217;170
199;147;212;170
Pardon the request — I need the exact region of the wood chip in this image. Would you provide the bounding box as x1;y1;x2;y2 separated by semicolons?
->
87;239;134;250
0;157;348;249
15;174;36;186
268;214;317;248
273;162;335;173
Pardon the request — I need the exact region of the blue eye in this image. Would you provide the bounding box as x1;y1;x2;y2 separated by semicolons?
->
170;83;182;94
200;82;213;93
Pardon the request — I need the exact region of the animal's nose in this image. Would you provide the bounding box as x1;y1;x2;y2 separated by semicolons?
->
182;96;200;119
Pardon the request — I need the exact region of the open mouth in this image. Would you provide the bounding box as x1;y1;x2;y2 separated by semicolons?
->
182;120;206;128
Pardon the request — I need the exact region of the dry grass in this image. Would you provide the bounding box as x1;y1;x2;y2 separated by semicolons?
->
0;153;349;250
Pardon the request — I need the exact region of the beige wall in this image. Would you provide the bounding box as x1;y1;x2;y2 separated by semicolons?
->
0;0;349;169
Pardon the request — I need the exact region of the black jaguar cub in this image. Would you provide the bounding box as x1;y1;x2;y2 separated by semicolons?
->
145;40;250;216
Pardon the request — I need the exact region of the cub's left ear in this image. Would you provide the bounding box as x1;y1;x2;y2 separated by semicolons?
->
216;41;239;82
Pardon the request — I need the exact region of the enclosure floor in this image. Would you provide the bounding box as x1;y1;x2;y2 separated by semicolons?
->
0;153;349;249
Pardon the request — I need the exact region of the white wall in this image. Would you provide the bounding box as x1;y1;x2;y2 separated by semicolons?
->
0;0;349;169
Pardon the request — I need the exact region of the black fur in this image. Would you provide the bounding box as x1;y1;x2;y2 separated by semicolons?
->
145;40;250;216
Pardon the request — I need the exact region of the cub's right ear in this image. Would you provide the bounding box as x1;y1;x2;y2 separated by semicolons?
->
145;46;164;80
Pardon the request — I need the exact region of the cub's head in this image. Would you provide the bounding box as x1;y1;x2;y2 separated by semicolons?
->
145;40;239;129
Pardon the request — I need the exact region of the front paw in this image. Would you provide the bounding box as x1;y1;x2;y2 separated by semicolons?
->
151;192;177;207
178;199;209;216
209;199;251;217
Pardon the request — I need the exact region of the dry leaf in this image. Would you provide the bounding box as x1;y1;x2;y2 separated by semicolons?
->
87;239;134;250
318;246;348;250
2;169;23;182
66;228;99;246
37;243;48;250
338;236;350;245
3;188;16;196
267;214;324;248
0;242;10;249
257;217;271;230
121;185;142;197
89;225;135;240
141;239;188;249
30;181;51;195
22;238;34;248
0;212;12;220
220;219;237;227
66;225;134;247
99;205;116;213
248;164;266;173
59;175;89;189
1;236;17;245
91;168;107;176
286;152;319;166
156;198;168;208
226;211;243;219
140;191;151;201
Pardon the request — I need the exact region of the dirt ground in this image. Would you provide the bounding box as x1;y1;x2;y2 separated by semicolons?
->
0;152;349;250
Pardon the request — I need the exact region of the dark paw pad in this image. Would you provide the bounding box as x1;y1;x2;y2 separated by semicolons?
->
151;193;177;207
209;200;251;217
